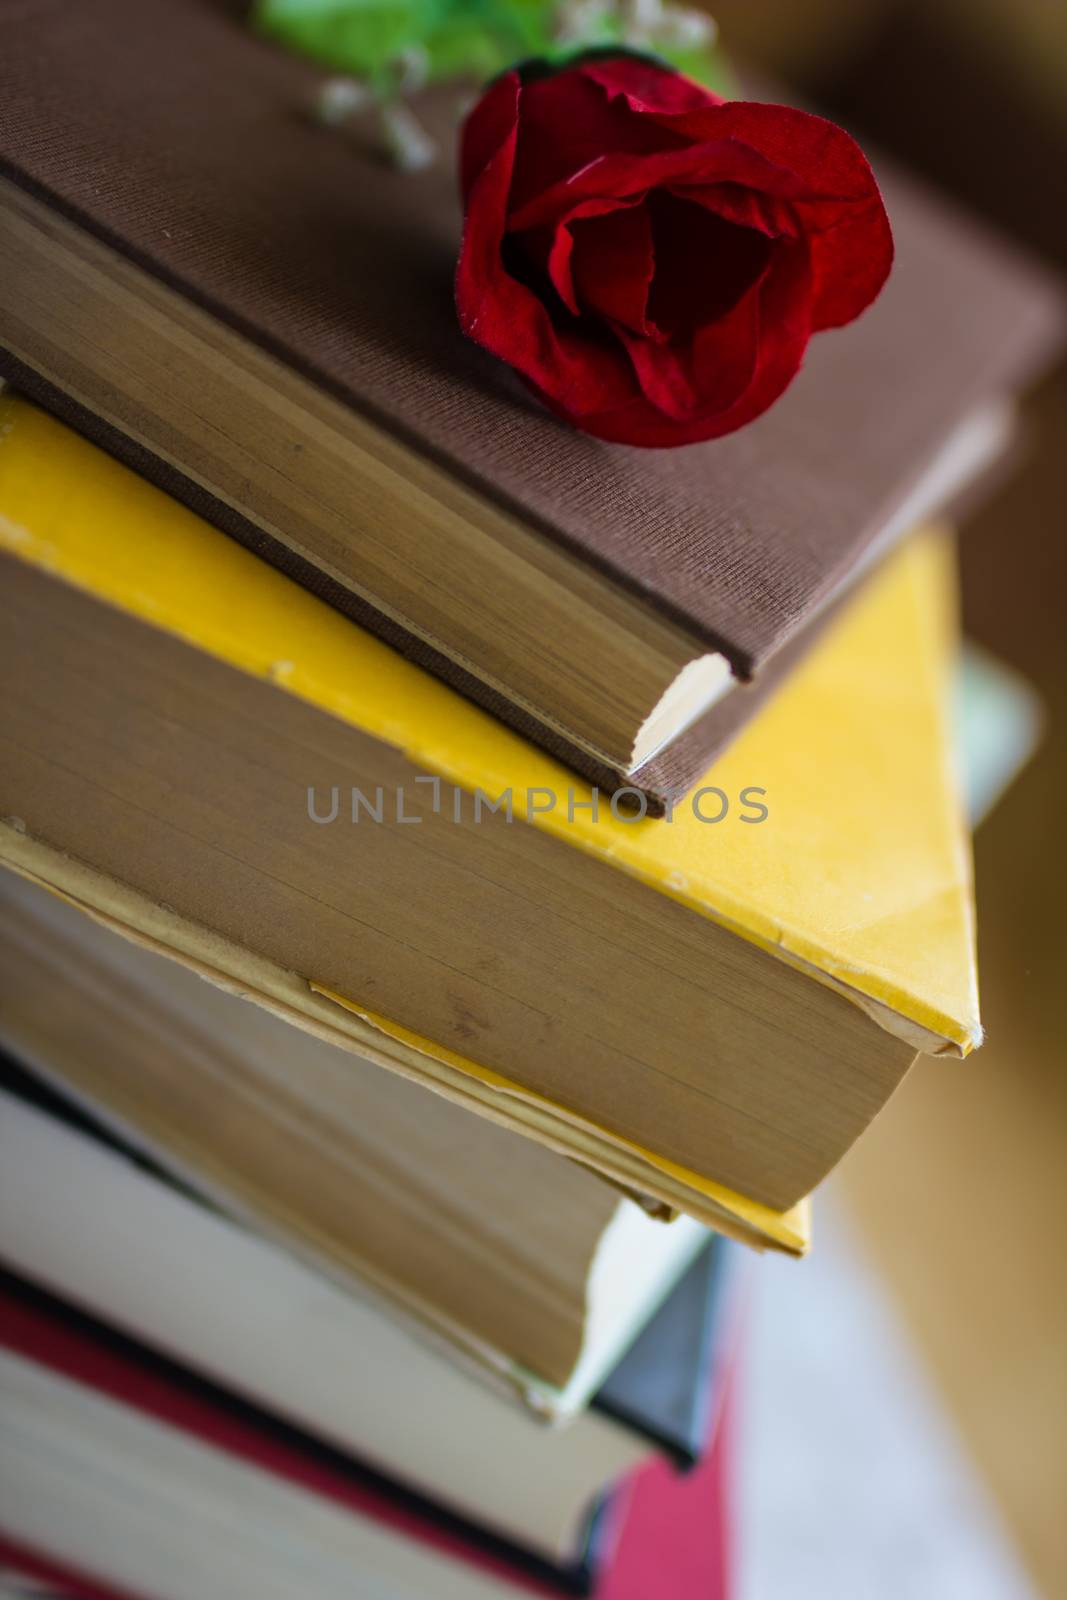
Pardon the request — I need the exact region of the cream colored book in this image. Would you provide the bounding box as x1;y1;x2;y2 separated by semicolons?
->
0;1088;662;1560
0;1349;528;1600
0;393;979;1244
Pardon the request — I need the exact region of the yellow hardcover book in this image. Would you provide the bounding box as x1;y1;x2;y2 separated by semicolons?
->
0;394;979;1249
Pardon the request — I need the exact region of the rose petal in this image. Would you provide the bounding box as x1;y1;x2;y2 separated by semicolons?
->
674;181;799;241
645;190;773;333
546;223;580;314
507;136;828;234
650;101;893;327
525;318;640;418
798;190;893;330
457;79;636;417
680;102;884;204
580;56;724;117
513;195;647;316
459;70;521;201
563;241;813;446
615;270;762;420
570;204;657;335
512;222;581;314
507;114;890;341
508;68;680;220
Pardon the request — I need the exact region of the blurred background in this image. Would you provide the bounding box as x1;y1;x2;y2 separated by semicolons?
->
711;1;1066;1593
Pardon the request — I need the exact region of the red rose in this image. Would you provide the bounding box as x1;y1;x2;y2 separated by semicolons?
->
456;54;893;447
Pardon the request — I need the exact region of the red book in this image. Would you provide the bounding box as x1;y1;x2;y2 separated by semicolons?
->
0;1282;730;1599
599;1400;732;1600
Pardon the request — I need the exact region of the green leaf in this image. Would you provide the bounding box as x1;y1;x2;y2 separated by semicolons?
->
253;0;448;85
252;0;737;99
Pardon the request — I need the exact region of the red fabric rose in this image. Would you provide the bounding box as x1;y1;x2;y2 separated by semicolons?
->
456;54;893;447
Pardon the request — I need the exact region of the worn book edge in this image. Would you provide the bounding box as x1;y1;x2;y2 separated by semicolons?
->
0;826;810;1257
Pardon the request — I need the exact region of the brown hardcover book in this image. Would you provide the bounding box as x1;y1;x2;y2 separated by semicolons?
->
0;0;1059;802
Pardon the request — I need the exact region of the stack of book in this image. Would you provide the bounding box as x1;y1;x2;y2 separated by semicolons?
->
0;3;1061;1594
